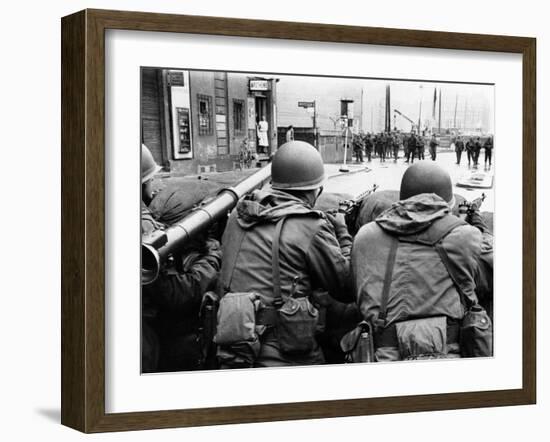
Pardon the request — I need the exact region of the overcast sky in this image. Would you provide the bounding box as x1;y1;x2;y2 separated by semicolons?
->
273;74;494;134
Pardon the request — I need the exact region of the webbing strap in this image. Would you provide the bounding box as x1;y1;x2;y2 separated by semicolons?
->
218;222;247;295
271;217;287;301
435;242;471;309
376;236;399;329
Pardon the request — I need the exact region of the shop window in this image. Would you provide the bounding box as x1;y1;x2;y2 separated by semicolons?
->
197;94;213;136
233;99;245;134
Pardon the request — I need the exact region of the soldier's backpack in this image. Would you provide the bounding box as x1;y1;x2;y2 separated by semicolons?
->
375;214;493;359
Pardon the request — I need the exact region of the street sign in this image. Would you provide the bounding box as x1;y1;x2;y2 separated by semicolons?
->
298;101;315;108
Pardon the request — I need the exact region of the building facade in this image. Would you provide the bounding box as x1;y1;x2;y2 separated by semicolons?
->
141;68;278;174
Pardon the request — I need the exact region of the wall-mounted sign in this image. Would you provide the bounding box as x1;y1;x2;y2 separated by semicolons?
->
175;107;191;154
167;71;185;87
249;79;269;91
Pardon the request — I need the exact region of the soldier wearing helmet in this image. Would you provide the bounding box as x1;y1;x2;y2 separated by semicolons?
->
216;141;353;368
141;143;163;233
352;161;493;361
140;144;222;373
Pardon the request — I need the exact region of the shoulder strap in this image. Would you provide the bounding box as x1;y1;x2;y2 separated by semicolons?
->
218;220;247;295
429;216;474;308
434;241;470;307
271;217;287;301
375;235;399;329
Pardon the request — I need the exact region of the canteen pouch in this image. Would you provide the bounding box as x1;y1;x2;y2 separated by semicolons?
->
277;296;319;355
214;292;261;345
340;321;375;363
460;305;493;357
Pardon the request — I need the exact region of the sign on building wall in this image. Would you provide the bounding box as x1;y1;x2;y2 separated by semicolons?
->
175;107;191;153
169;70;193;160
167;71;185;87
249;79;269;91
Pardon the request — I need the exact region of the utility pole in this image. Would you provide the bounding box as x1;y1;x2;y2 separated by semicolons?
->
360;87;364;133
313;100;317;149
463;99;468;132
371;104;374;132
453;94;458;130
438;88;442;134
385;84;391;133
418;85;423;134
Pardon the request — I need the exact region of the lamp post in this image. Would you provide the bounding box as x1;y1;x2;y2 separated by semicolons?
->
339;118;350;173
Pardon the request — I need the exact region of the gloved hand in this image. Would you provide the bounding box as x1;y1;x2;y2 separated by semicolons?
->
204;237;221;253
325;211;349;238
466;209;488;233
325;212;352;253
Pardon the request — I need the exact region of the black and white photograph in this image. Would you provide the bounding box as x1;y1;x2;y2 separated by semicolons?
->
140;68;494;374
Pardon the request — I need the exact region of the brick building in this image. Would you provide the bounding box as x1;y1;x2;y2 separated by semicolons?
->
141;68;278;174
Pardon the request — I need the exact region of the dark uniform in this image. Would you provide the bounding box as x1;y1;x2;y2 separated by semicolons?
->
429;136;438;161
416;136;425;160
144;239;222;372
473;138;482;167
144;187;223;372
141;203;163;372
484;137;493;168
363;134;373;162
392;135;400;161
466;138;475;166
353;135;364;163
455;137;465;165
406;134;417;163
376;134;386;162
140;142;223;373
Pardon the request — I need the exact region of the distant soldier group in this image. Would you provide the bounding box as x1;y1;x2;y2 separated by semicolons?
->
403;132;427;163
352;132;402;163
454;135;493;169
141;140;493;372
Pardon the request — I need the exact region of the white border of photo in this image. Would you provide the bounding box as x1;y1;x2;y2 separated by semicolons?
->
105;29;522;413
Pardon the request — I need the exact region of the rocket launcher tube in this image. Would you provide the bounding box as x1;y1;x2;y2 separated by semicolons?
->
142;164;271;285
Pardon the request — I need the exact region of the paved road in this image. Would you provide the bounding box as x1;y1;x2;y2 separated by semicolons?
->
324;151;494;213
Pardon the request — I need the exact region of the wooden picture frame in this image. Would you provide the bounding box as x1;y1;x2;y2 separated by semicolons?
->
61;9;536;433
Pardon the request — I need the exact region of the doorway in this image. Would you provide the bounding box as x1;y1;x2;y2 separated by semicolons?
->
255;95;270;155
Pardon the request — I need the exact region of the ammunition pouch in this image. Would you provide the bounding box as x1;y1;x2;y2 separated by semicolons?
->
460;305;493;357
340;321;375;363
214;292;262;345
214;292;263;368
277;296;319;355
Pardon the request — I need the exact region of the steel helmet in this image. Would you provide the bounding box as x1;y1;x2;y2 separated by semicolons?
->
141;143;162;183
271;141;326;190
400;161;453;202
